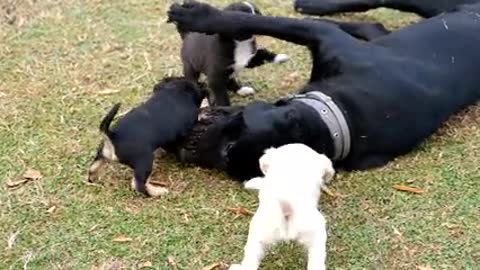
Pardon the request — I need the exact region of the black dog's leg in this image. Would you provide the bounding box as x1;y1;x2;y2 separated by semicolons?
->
168;1;358;47
208;71;231;106
246;48;289;68
132;154;154;197
294;0;468;18
227;78;241;92
294;0;382;16
168;1;363;80
183;63;200;82
310;18;390;41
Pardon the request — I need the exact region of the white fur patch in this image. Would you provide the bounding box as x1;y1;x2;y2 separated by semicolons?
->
273;54;289;63
200;98;209;108
233;38;255;73
101;134;118;161
243;1;256;14
236;86;255;96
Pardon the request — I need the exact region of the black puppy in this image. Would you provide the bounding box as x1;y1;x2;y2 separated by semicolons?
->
87;77;206;196
176;1;289;106
294;0;480;18
168;2;480;181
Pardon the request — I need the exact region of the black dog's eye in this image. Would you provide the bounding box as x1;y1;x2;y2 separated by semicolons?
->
225;142;235;152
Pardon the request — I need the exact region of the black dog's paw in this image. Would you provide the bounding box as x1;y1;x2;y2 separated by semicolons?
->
167;1;221;34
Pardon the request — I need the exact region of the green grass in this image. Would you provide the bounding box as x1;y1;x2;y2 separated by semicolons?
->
1;0;479;269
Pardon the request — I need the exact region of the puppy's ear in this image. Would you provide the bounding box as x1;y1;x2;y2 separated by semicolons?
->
259;147;276;175
223;112;246;136
319;155;335;184
101;133;118;161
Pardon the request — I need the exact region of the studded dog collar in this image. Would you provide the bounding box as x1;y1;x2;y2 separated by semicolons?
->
288;91;351;161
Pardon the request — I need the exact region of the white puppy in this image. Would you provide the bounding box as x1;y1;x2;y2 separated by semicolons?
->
230;143;334;270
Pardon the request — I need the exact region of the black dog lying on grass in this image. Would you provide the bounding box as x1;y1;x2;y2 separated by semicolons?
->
88;77;206;196
178;1;289;106
294;0;480;18
168;2;480;181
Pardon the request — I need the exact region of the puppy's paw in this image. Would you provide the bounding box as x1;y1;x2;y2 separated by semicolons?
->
244;177;264;190
146;183;169;197
200;98;210;108
228;264;244;270
273;54;289;63
237;86;255;96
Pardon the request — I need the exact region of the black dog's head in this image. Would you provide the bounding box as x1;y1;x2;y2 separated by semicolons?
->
153;76;207;106
179;100;334;180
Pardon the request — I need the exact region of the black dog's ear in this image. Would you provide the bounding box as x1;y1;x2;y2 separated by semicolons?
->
278;108;302;138
223;112;246;136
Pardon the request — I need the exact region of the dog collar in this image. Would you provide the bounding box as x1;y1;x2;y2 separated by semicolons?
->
289;91;351;161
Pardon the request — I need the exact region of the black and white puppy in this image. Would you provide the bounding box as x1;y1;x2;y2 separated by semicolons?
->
87;77;206;197
176;1;289;106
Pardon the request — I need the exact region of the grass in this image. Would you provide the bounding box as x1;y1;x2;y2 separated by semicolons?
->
0;0;479;269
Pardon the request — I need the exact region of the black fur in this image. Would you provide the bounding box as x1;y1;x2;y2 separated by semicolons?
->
294;0;480;18
89;77;206;195
177;1;286;106
99;103;121;135
168;2;480;181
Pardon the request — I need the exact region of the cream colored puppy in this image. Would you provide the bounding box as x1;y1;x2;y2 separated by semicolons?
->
230;143;334;270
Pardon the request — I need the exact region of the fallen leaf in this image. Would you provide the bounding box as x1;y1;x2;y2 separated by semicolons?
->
89;224;100;232
321;186;337;197
417;265;433;270
201;262;226;270
393;184;425;194
112;236;132;243
47;206;56;214
98;89;120;95
138;261;153;269
23;168;42;181
7;231;19;249
167;256;178;270
6;179;29;188
7;168;43;189
228;207;254;216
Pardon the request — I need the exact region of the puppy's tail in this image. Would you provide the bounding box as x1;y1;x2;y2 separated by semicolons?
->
99;103;121;135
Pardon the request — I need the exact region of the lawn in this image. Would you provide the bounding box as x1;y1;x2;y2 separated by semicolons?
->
0;0;479;269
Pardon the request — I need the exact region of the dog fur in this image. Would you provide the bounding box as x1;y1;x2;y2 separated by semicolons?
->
168;2;480;181
176;1;289;106
294;0;480;18
229;144;334;270
87;77;205;196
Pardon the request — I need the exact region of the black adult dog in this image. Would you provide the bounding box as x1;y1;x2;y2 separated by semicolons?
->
168;2;480;181
294;0;480;18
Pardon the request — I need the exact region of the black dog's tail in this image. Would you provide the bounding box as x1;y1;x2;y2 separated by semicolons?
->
99;103;121;134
